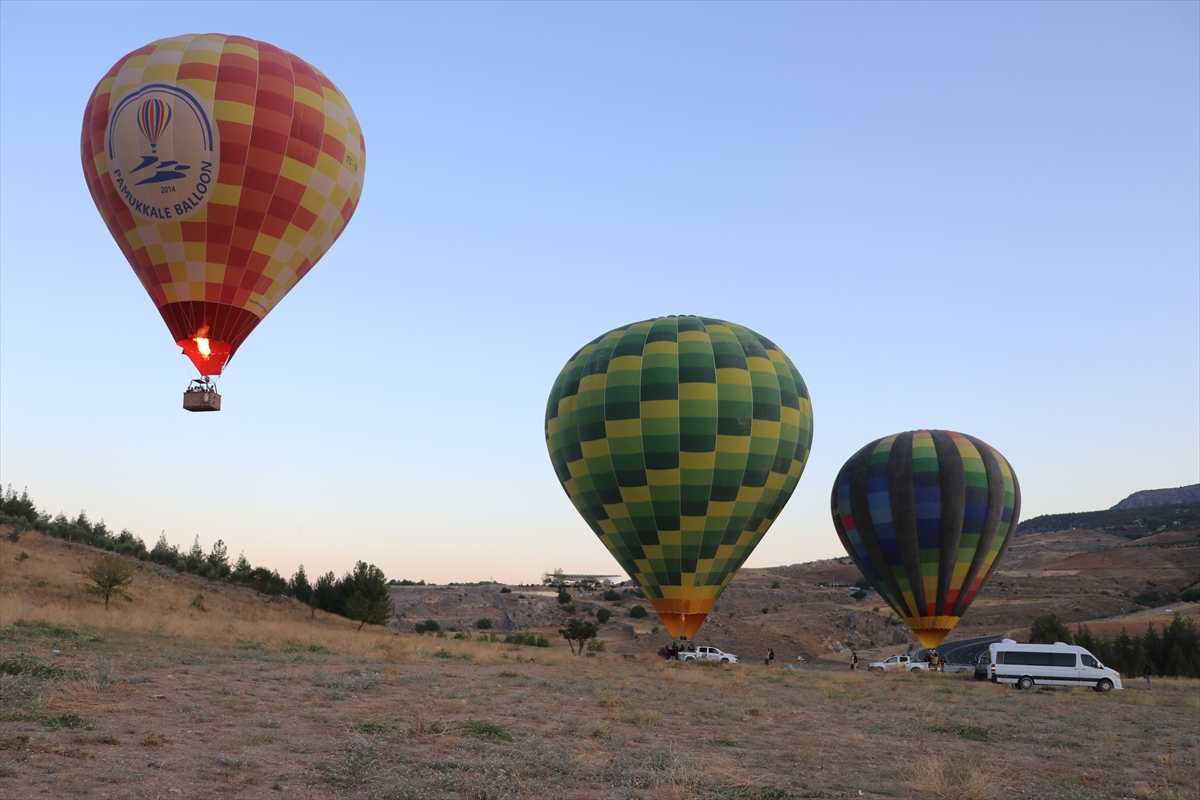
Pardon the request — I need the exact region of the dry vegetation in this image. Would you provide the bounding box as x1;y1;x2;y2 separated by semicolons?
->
2;529;1199;799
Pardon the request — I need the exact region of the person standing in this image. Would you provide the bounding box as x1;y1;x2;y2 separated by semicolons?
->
1144;662;1153;689
851;651;858;671
765;648;771;666
769;648;776;667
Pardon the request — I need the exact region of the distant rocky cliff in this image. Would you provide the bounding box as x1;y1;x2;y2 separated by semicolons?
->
1112;484;1200;510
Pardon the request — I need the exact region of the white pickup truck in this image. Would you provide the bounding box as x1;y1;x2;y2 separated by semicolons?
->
867;654;931;673
677;645;738;664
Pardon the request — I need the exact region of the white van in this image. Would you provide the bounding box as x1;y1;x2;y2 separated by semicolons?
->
988;640;1122;692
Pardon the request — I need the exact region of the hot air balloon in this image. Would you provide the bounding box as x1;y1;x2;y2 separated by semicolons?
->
545;316;814;639
830;429;1021;649
80;34;365;410
136;98;171;153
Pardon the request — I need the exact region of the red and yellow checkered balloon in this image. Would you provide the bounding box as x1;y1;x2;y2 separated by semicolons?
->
81;34;366;376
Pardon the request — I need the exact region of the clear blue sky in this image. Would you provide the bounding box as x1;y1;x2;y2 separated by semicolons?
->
2;1;1197;585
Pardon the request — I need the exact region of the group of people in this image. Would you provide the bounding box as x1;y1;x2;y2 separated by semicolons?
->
663;641;697;660
763;647;776;666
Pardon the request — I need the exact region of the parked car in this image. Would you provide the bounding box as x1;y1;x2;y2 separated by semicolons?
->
973;651;990;681
988;640;1123;692
677;645;738;663
867;654;930;672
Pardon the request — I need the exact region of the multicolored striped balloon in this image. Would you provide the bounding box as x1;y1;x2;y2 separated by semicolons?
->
136;98;172;151
81;34;365;378
830;429;1021;649
546;316;814;639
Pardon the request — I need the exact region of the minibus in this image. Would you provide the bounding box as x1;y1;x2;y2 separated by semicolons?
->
989;640;1123;692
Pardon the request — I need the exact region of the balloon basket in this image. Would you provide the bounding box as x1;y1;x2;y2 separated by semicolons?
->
183;379;221;412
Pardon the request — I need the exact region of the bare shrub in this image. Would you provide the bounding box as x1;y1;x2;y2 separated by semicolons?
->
906;753;994;800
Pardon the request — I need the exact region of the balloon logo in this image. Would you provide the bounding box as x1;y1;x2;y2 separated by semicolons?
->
546;316;814;639
81;34;366;379
830;429;1021;649
136;98;171;153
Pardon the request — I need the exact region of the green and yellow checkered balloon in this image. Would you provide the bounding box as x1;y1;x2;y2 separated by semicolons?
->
545;316;813;638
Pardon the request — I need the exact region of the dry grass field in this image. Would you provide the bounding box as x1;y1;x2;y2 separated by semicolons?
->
2;530;1199;800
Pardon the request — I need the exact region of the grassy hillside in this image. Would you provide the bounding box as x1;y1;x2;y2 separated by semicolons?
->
2;526;1199;799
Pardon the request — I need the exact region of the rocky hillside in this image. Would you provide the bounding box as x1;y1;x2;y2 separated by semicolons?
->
388;523;1198;664
1112;483;1200;509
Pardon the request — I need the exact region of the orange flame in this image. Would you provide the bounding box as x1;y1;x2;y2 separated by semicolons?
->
194;337;211;358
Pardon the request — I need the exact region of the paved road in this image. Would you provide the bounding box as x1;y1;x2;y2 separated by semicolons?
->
936;633;1005;666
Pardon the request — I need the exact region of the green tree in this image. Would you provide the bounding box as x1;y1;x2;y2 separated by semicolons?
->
1112;628;1135;676
557;589;572;605
1029;613;1071;644
232;552;253;584
345;591;390;631
207;539;230;578
250;567;287;596
603;589;621;602
82;553;134;609
543;568;566;587
289;565;314;607
629;605;647;619
149;531;178;565
559;618;599;655
1073;623;1097;654
596;608;612;624
0;485;40;526
339;561;390;631
476;618;493;629
313;571;339;613
186;535;206;573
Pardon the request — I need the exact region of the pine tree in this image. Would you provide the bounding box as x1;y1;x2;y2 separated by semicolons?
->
289;565;314;606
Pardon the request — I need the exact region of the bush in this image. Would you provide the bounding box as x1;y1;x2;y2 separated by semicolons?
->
586;638;607;652
761;607;770;614
476;618;493;630
852;590;867;601
500;587;512;594
1180;586;1200;603
603;589;621;602
415;619;441;634
504;632;550;647
629;605;647;619
596;608;612;624
557;590;572;605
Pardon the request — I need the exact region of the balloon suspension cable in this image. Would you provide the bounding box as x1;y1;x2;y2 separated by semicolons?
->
187;376;218;392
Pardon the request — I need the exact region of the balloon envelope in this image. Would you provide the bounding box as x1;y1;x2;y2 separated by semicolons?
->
830;429;1021;649
81;34;366;377
546;316;814;638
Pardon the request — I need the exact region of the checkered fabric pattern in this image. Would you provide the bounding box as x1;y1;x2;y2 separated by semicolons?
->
830;429;1021;649
546;316;814;638
81;34;365;374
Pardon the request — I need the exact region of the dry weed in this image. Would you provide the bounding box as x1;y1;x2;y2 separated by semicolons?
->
907;752;996;800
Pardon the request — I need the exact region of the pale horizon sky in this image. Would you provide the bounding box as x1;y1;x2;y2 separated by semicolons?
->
2;1;1197;585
